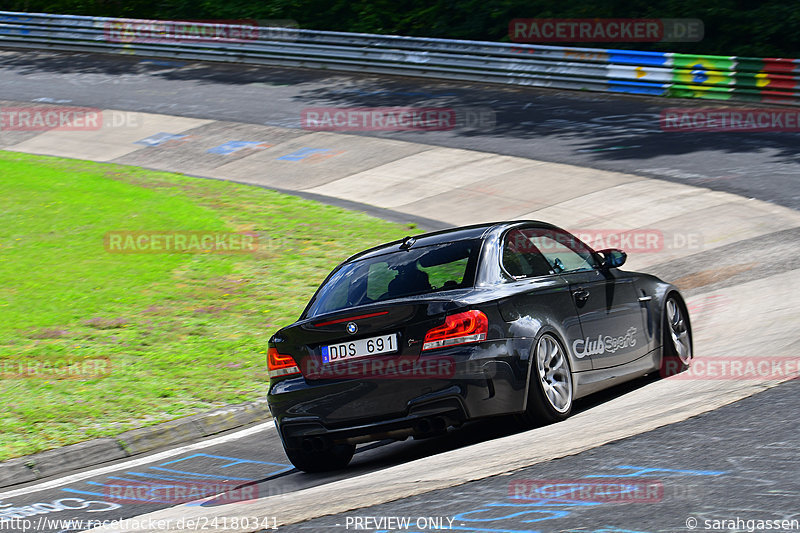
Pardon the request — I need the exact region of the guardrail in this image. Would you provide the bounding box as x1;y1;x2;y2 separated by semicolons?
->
1;11;799;105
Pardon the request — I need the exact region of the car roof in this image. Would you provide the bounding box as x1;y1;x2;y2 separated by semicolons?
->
346;220;558;262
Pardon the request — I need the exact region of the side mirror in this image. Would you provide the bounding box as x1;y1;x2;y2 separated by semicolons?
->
598;248;627;269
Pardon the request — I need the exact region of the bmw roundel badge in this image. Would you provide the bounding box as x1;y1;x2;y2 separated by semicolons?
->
346;322;358;335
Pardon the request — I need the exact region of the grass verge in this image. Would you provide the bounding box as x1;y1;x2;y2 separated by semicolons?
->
0;151;414;461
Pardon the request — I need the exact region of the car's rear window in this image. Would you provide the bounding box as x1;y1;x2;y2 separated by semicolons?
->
305;239;481;318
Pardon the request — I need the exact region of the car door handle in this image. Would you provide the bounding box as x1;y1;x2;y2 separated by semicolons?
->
573;288;590;302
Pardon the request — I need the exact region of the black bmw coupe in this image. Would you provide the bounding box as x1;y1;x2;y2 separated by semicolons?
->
267;221;692;472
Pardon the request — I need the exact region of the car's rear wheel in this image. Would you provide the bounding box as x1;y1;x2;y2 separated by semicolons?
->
660;295;693;377
519;333;574;425
282;439;355;473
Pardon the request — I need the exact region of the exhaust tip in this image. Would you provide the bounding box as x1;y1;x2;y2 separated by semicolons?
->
414;418;433;434
301;438;315;453
312;436;328;452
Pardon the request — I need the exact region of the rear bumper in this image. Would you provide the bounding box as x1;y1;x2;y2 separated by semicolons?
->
268;339;532;447
278;395;467;448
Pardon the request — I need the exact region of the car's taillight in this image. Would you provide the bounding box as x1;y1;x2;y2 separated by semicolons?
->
267;347;301;379
422;310;489;351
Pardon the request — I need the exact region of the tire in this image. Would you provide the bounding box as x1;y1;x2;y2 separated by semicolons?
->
519;333;574;425
659;295;693;378
282;440;355;473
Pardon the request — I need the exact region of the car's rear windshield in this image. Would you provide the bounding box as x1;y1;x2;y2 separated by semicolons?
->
305;239;481;318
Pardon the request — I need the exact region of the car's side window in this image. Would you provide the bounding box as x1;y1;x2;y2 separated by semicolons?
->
531;230;597;272
502;229;554;278
502;228;597;278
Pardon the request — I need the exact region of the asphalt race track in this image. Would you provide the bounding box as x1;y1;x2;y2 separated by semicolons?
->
278;380;800;533
0;49;798;533
1;380;797;533
0;377;675;533
0;50;799;209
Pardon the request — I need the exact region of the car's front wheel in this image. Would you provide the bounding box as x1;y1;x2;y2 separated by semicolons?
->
660;295;693;377
520;333;574;425
282;439;355;473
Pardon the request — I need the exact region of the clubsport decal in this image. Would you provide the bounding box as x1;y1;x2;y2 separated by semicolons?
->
573;327;637;358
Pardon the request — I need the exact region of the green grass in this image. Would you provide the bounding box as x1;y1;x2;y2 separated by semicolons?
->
0;151;413;461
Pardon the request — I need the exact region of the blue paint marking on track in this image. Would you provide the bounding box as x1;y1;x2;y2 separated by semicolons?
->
157;453;293;474
207;141;270;155
113;472;204;481
453;502;580;523
147;467;255;480
277;147;330;161
134;132;188;146
398;466;728;533
583;466;726;477
59;487;155;502
59;454;292;503
160;453;287;468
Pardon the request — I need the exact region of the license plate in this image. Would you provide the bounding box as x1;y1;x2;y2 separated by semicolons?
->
321;334;398;363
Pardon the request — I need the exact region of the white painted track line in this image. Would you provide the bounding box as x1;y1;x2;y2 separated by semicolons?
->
0;423;275;500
